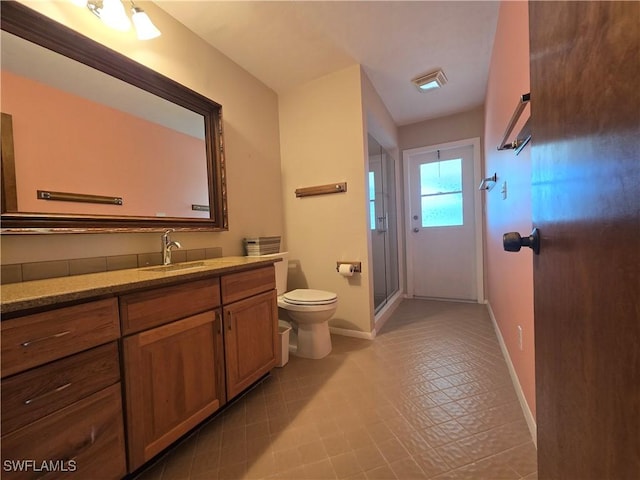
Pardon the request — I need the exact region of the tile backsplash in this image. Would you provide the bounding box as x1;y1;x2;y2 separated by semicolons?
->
0;247;223;284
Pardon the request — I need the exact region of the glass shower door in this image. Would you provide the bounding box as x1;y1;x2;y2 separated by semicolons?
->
368;135;399;312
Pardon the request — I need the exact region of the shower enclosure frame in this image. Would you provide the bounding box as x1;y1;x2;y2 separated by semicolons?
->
367;134;402;322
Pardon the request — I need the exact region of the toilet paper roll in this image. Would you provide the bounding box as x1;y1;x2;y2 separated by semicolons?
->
338;264;355;277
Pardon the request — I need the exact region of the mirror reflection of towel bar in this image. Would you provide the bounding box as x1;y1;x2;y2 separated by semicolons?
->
37;190;123;205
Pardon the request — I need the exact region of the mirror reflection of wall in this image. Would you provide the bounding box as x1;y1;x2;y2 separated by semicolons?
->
368;134;399;312
1;28;210;220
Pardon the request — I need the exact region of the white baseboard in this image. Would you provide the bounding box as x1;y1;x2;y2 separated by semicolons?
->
329;291;403;341
329;326;375;340
486;301;538;447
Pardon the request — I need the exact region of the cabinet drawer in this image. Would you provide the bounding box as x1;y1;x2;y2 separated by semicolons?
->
1;298;120;378
221;266;276;305
1;383;126;480
120;277;221;335
1;342;120;435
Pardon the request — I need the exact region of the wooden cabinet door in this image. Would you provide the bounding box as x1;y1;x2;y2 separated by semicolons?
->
224;290;277;399
122;310;223;471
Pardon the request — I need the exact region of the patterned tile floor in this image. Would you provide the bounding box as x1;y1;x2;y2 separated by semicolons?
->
136;299;537;479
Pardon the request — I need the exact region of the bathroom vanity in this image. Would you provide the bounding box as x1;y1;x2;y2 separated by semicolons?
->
0;257;278;478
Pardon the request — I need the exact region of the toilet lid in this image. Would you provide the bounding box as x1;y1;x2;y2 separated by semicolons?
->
282;289;337;305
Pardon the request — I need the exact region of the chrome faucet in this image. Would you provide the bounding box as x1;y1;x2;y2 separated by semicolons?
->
161;229;182;265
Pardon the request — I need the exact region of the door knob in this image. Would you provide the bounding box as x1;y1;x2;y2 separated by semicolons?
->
413;227;419;233
503;228;540;254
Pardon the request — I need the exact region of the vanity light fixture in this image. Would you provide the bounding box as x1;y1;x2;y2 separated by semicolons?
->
89;0;131;32
412;69;447;92
131;6;161;40
73;0;161;40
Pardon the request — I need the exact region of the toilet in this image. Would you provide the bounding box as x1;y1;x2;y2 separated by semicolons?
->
261;252;337;359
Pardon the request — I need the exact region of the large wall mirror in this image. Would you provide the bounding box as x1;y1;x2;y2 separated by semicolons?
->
0;1;228;232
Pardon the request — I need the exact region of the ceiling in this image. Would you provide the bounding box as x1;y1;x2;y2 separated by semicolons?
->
155;1;500;126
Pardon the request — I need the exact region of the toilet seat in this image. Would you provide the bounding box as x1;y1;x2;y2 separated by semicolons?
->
282;289;337;306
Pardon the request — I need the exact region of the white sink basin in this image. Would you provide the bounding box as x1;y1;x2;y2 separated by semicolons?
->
143;261;205;273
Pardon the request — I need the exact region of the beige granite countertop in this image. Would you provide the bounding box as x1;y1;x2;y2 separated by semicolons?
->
1;256;278;315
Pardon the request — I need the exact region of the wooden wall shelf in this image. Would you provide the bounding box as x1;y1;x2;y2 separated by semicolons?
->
295;182;347;198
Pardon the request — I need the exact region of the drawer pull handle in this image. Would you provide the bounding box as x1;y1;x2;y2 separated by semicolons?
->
215;311;221;334
24;382;72;405
20;330;71;347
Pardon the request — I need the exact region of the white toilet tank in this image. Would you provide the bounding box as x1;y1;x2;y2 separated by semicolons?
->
258;252;288;295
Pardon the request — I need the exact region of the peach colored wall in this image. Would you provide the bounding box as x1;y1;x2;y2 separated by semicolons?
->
2;70;208;218
484;1;535;419
2;1;282;265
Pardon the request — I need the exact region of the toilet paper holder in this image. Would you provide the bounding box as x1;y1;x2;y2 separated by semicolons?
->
336;262;362;273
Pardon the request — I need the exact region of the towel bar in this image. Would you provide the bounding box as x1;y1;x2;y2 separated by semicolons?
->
497;93;530;151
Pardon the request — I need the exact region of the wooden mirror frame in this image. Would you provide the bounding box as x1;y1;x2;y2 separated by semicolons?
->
0;1;228;233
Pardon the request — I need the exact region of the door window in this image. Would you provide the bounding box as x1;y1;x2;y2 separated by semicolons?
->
419;159;463;227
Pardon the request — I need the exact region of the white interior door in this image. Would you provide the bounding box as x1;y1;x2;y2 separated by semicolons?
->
404;139;481;301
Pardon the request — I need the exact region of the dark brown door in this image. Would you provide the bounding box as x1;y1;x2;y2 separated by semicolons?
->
529;2;640;479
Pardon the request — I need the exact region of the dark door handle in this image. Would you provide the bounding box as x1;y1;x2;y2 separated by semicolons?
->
503;228;540;254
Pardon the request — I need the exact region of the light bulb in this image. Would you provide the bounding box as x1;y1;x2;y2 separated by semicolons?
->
100;0;131;32
131;6;161;40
